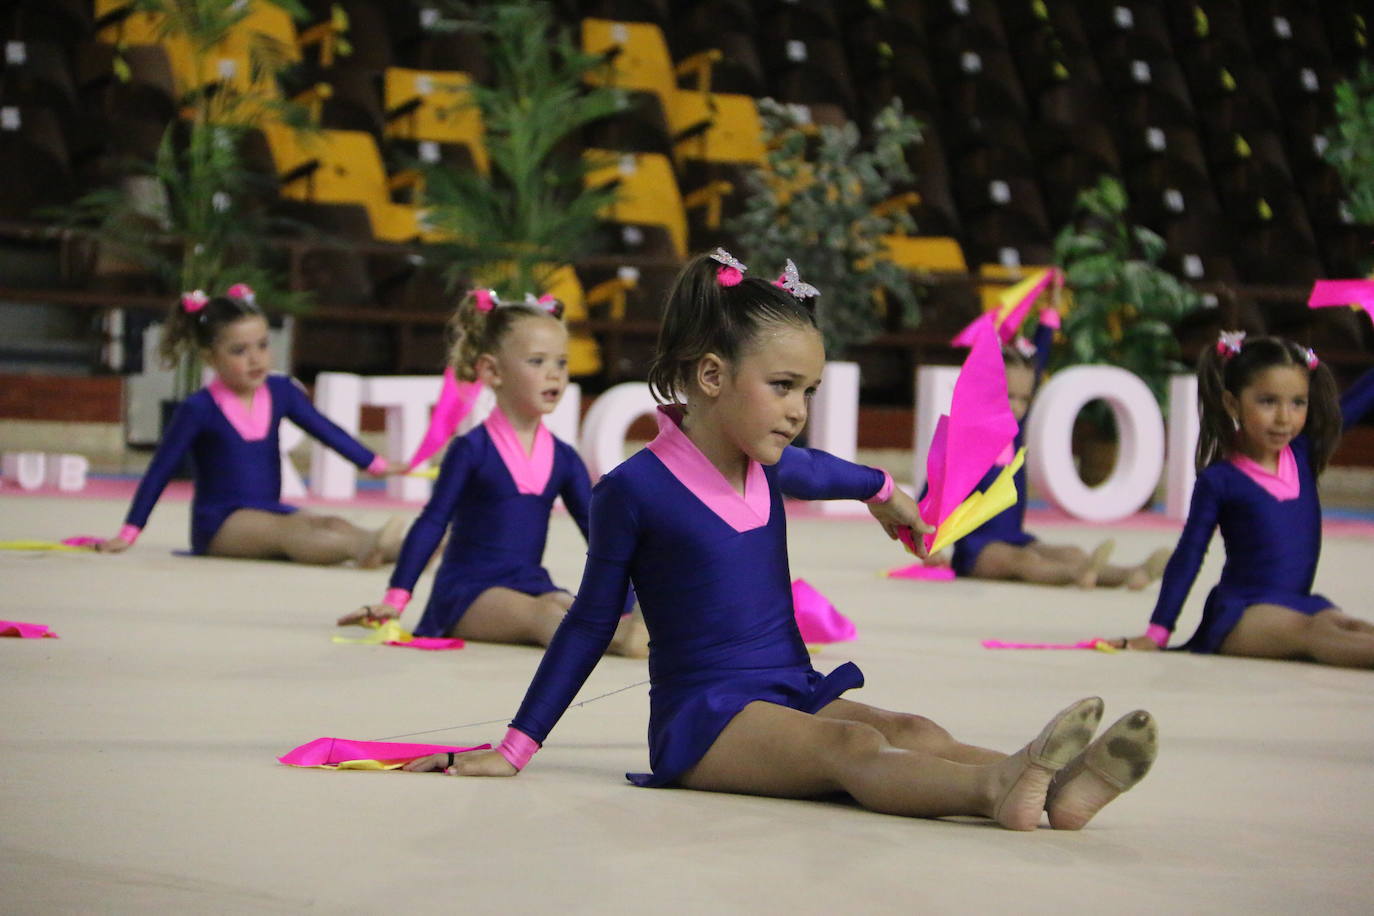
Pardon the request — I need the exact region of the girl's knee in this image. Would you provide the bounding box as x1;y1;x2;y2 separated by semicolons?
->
825;719;889;761
891;713;953;751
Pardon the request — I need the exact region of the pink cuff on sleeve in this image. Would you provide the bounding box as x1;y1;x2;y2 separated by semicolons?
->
382;588;411;614
1145;624;1170;648
366;455;388;475
1040;308;1061;330
863;470;895;504
118;524;142;545
497;727;540;771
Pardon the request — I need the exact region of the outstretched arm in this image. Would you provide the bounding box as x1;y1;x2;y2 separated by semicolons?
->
1127;473;1222;649
282;378;384;473
443;476;640;776
100;398;203;552
774;445;890;502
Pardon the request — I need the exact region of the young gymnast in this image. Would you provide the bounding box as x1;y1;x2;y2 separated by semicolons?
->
338;290;648;657
405;251;1160;831
925;317;1170;589
1121;332;1374;666
99;286;406;565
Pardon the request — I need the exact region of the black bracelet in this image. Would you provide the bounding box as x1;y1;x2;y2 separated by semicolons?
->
446;752;456;768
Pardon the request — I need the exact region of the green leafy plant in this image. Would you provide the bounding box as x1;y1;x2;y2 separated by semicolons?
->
59;0;312;395
1052;176;1203;408
725;97;923;359
415;0;623;298
1323;59;1374;227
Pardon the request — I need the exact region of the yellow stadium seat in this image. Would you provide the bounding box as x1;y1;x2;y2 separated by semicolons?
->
581;18;675;113
261;123;424;243
879;236;969;273
383;68;489;174
585;150;688;258
545;265;601;377
668;91;766;167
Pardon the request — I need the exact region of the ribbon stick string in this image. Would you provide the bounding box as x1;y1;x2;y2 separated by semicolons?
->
368;678;651;743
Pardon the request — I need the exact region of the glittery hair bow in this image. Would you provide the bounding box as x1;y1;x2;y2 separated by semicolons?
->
524;292;560;314
1303;347;1319;369
1216;330;1246;359
473;289;501;312
181;289;209;314
709;247;747;287
1012;336;1037;359
774;259;820;299
226;282;256;306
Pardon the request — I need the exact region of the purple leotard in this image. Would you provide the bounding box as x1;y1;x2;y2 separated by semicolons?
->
122;374;377;554
1150;368;1374;652
388;411;595;638
507;407;888;787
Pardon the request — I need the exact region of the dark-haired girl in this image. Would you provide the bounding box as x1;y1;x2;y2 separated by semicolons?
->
99;285;407;566
1121;332;1374;665
406;251;1159;832
339;290;648;656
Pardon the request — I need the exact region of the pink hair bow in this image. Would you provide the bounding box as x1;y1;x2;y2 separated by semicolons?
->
1303;347;1319;369
473;289;500;313
1216;330;1246;359
181;289;209;313
523;293;559;313
1012;336;1037;359
226;282;256;306
709;247;747;287
774;259;820;298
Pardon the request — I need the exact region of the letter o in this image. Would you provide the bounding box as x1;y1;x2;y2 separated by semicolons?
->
579;382;657;479
1026;366;1164;522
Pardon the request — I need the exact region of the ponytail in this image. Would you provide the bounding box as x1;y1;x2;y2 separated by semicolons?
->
158;285;262;368
447;289;565;382
647;250;819;404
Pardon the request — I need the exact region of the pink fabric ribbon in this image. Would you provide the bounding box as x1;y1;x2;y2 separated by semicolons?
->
277;737;490;768
982;638;1114;650
791;578;857;643
885;563;956;581
1;620;58;638
60;536;102;548
404;367;484;471
1308;279;1374;326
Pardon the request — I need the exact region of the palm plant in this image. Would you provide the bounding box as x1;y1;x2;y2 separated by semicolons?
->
415;0;624;298
1324;59;1374;229
62;0;312;395
725;97;923;359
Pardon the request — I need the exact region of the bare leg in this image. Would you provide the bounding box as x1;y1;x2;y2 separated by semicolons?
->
1221;604;1374;668
451;588;647;657
974;540;1114;588
679;697;1102;830
209;509;376;565
815;698;1005;765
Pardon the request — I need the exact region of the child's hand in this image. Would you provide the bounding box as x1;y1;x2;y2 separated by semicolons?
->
924;549;951;568
1120;635;1161;651
336;603;400;627
867;488;933;559
97;537;131;554
447;749;519;777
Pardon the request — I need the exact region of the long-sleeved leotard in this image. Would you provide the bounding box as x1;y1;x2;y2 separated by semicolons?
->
507;406;889;787
122;374;377;554
387;407;596;638
1149;367;1374;652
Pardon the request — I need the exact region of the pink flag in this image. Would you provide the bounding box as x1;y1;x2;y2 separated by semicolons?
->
405;367;484;471
1308;279;1374;325
917;317;1018;551
951;268;1062;346
1;620;58;638
982;638;1116;650
791;578;857;643
278;737;490;768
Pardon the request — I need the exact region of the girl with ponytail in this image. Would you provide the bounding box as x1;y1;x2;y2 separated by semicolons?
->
100;285;407;565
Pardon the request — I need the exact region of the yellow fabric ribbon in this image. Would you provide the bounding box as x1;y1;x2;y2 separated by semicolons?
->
331;620;415;646
0;540;88;552
929;448;1026;555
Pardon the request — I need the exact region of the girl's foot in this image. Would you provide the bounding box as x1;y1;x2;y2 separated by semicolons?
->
1045;710;1158;830
608;605;650;658
990;697;1104;831
357;515;408;569
1075;540;1116;589
1124;548;1172;591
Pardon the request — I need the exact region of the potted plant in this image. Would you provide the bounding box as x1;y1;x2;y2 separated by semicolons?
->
725;97;924;360
1051;176;1204;483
